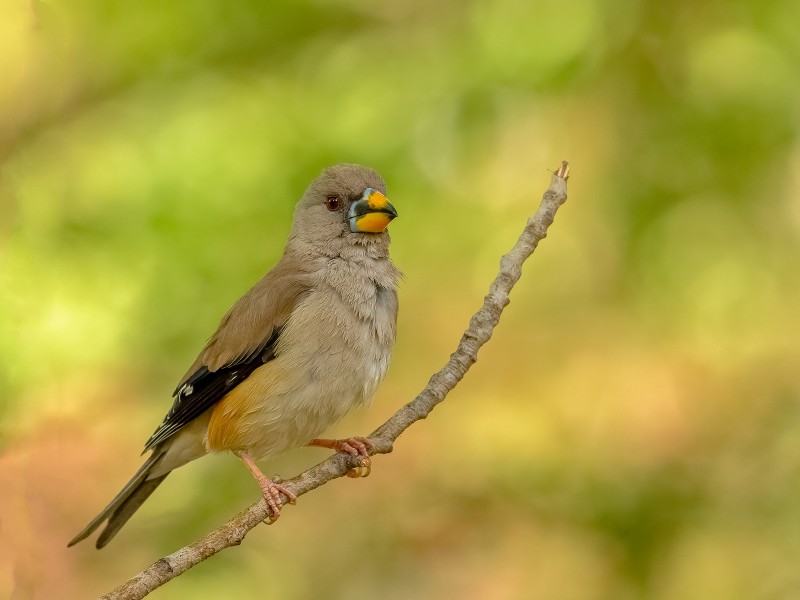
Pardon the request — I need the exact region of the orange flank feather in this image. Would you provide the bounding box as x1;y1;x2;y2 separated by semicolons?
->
206;363;273;452
206;359;300;454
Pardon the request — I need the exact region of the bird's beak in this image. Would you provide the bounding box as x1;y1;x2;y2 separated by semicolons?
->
348;188;398;233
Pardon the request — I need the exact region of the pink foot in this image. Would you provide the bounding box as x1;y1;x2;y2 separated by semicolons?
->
235;451;297;522
308;436;373;478
257;477;297;522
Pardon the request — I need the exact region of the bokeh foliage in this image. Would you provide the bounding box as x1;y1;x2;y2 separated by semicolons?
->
2;0;800;598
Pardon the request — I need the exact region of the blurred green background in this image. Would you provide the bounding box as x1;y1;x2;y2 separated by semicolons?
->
2;0;800;598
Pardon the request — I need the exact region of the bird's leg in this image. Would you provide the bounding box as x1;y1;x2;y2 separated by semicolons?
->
307;437;373;478
234;451;297;522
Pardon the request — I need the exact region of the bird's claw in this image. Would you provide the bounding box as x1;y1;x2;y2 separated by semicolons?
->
346;455;372;478
335;436;373;478
258;477;297;523
309;436;374;477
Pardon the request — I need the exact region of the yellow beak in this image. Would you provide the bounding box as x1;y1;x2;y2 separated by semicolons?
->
348;188;398;233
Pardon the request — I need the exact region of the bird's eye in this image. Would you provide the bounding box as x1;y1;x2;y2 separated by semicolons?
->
325;195;340;211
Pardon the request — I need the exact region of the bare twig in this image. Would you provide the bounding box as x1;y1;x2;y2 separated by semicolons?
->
101;162;570;600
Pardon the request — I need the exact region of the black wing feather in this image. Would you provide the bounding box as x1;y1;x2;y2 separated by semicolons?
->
143;327;282;451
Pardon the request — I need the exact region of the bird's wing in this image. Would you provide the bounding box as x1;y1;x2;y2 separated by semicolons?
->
143;261;312;451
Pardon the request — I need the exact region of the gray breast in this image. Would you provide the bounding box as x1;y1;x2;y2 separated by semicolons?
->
372;284;398;346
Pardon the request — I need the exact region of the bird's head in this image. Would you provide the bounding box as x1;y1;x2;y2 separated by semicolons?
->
290;164;398;250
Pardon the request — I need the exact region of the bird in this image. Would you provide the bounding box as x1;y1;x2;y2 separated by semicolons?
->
69;163;400;548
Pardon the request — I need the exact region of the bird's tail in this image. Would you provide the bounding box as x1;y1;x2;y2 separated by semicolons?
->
68;449;169;549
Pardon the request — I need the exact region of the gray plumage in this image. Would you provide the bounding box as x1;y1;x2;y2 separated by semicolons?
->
69;164;400;548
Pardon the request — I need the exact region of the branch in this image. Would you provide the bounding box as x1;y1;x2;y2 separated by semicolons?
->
101;162;570;600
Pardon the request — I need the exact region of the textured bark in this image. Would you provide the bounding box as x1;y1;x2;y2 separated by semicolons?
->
101;162;570;600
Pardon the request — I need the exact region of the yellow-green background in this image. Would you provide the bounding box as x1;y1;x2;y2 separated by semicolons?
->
2;1;800;598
